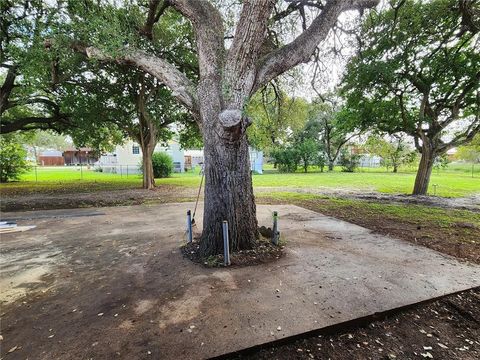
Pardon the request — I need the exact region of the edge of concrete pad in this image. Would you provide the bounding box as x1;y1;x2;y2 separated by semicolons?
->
210;285;480;360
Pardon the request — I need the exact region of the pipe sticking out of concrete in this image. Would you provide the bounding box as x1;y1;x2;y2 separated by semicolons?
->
222;220;231;266
187;210;193;243
272;211;279;245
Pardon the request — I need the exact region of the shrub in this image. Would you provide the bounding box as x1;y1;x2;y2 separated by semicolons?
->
270;147;300;173
0;136;30;182
151;152;173;178
339;150;360;172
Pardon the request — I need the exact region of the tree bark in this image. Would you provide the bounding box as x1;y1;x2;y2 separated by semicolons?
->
412;138;435;195
393;164;398;173
135;78;158;190
328;161;334;171
140;140;156;190
200;120;258;256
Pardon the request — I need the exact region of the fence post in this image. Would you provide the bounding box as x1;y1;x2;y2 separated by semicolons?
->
222;220;230;266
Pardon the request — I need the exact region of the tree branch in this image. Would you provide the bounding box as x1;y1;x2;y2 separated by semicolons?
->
224;0;275;107
0;115;71;134
255;0;378;90
73;43;197;113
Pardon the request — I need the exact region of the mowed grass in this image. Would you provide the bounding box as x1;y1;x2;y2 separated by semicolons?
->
1;163;479;198
155;164;479;198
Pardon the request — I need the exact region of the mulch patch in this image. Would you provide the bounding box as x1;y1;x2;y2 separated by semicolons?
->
181;236;284;268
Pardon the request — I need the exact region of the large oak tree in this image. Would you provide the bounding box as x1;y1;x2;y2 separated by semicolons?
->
342;0;480;195
68;0;379;256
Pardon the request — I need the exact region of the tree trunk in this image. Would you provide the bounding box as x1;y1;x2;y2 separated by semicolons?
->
393;164;398;173
141;141;155;190
200;122;258;256
328;160;334;171
413;140;435;195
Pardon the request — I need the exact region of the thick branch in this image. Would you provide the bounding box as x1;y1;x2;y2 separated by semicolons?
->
140;0;170;40
74;44;197;113
255;0;378;90
0;115;70;134
0;65;16;114
224;0;275;106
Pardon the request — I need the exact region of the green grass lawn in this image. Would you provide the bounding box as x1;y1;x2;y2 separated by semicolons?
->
1;163;478;198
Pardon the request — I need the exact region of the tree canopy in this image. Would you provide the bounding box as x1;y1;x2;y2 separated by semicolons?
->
341;0;479;194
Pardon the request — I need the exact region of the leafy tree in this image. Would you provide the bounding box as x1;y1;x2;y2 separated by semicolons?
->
307;101;359;171
3;0;378;255
270;146;300;173
1;2;195;189
456;134;480;163
342;0;480;195
364;134;415;172
0;135;30;182
295;139;318;173
246;85;309;151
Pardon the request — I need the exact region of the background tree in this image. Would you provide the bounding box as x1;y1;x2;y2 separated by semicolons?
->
0;135;30;182
1;1;194;189
364;134;415;173
246;84;309;151
342;0;480;195
456;133;480;164
308;101;359;171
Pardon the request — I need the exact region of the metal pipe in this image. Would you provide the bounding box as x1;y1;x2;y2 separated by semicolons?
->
272;211;279;245
222;220;230;266
187;210;193;243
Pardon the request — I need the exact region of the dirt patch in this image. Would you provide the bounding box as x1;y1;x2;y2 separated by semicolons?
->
0;185;196;212
181;237;284;267
230;288;480;360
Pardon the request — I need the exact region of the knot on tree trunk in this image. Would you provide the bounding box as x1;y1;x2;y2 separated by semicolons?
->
219;109;251;142
219;109;243;128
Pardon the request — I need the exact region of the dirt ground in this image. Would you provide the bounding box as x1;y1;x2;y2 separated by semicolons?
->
1;204;479;360
1;185;479;212
230;288;480;360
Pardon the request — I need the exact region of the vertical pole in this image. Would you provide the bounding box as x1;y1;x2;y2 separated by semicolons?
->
35;165;38;183
272;211;279;245
80;162;83;180
187;210;193;243
222;220;230;266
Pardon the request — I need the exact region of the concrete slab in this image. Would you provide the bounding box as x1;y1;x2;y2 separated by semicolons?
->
0;203;479;360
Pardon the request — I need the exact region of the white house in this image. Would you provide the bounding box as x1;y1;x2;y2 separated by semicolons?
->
184;147;264;174
98;140;185;173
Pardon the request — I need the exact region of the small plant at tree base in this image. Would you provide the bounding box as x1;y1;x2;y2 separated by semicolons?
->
151;152;173;178
339;150;360;172
0;136;31;182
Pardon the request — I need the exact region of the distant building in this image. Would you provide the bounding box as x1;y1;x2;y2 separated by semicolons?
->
63;147;99;166
98;140;185;173
184;148;264;174
38;150;64;166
